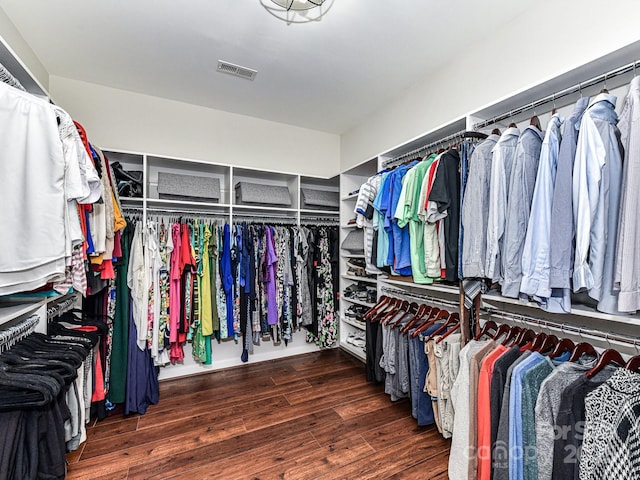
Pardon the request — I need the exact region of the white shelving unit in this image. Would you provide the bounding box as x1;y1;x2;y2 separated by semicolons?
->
337;41;640;348
342;297;376;309
338;157;379;361
100;148;342;379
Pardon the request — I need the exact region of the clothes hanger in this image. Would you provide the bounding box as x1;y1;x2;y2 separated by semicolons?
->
518;329;536;348
625;355;640;372
410;309;448;338
375;298;403;324
474;320;497;341
600;73;609;94
530;332;548;352
568;342;598;362
400;304;431;334
383;300;410;326
586;349;625;378
502;326;522;346
492;323;512;343
435;313;462;344
491;128;501;135
391;302;418;329
363;295;390;320
538;334;559;354
550;338;575;358
529;104;542;130
424;313;460;343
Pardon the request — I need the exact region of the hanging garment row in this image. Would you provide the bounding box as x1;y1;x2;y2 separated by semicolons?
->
0;78;128;298
351;134;487;285
0;311;107;480
83;215;340;417
449;320;640;480
461;76;640;316
362;293;462;435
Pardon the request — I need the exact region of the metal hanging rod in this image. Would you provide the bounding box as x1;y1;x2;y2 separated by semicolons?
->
383;129;487;169
474;58;640;130
0;314;40;352
484;306;640;349
47;294;79;321
143;206;228;218
381;286;460;310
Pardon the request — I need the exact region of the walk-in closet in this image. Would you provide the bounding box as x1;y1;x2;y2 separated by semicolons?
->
1;1;640;479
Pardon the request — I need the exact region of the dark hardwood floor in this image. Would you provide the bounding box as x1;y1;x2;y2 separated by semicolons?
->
66;349;450;479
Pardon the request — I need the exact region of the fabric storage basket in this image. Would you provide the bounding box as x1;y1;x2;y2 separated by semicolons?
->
157;172;221;203
235;181;292;207
300;188;339;210
341;229;365;254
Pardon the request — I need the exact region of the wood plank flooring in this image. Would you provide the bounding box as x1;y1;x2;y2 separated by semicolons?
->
66;349;450;480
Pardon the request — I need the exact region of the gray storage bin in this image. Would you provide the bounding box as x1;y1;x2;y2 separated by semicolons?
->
341;229;365;254
301;188;339;210
235;181;292;207
157;172;220;203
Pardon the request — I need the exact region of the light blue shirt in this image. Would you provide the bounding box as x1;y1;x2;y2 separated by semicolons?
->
509;352;544;480
502;126;544;298
520;115;563;302
572;93;625;314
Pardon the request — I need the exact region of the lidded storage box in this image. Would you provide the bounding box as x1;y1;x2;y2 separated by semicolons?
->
234;181;292;207
157;172;221;203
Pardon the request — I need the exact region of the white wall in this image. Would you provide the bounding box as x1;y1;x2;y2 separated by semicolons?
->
341;0;640;170
49;75;340;177
0;8;48;93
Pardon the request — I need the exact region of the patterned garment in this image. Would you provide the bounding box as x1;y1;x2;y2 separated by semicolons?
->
216;226;228;339
158;221;170;352
103;280;116;395
580;368;640;480
308;227;337;349
252;228;262;344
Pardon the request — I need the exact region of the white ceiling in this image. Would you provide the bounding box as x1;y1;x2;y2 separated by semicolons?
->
0;1;533;134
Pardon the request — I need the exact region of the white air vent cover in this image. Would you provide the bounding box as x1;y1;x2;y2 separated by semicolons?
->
217;61;258;81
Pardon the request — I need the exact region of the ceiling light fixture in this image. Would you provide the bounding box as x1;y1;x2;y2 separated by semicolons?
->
260;0;334;25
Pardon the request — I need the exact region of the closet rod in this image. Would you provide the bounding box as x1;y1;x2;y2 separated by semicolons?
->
485;306;640;349
143;207;228;218
383;129;486;169
474;58;640;130
233;216;298;225
381;286;460;310
47;294;78;321
0;60;26;92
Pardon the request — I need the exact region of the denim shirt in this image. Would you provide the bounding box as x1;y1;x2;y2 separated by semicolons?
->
486;127;520;283
501;125;544;298
520;115;563;300
461;134;500;278
572;93;625;314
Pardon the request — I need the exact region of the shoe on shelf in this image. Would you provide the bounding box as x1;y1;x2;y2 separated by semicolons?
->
343;283;367;298
346;258;366;269
351;336;366;348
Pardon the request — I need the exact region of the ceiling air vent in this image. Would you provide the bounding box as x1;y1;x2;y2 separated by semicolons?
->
217;61;258;81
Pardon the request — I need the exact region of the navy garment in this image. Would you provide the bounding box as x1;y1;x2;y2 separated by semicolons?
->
221;223;234;337
124;300;159;416
407;324;439;426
